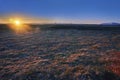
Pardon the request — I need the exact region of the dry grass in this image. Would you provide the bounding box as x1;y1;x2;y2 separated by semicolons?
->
0;28;120;80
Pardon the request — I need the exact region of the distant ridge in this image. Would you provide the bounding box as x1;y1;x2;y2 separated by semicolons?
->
101;22;120;25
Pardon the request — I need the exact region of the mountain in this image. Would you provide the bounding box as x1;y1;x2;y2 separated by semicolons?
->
101;22;120;25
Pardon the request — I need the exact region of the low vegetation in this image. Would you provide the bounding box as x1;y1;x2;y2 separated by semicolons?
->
0;25;120;80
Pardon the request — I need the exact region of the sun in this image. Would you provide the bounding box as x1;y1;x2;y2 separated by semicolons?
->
8;18;31;34
14;20;20;25
9;18;22;26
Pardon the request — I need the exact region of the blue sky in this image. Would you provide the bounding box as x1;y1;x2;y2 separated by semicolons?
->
0;0;120;23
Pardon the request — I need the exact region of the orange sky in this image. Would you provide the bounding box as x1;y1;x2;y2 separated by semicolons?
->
0;14;115;24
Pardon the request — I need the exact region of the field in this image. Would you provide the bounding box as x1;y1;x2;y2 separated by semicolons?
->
0;24;120;80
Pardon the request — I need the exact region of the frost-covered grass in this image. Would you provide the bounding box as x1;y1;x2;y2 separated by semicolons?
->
0;27;120;80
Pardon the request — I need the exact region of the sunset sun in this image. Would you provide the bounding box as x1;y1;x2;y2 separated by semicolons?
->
9;19;22;26
8;18;31;34
14;20;21;25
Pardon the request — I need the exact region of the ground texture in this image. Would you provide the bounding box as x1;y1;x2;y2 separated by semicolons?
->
0;27;120;80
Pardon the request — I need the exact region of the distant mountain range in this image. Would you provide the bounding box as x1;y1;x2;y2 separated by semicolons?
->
101;22;120;25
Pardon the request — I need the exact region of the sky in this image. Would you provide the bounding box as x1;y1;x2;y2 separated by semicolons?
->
0;0;120;24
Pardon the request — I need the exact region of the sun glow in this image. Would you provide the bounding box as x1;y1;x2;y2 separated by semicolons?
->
14;20;20;25
8;18;31;34
9;19;22;26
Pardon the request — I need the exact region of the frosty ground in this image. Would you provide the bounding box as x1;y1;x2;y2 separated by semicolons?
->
0;25;120;80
